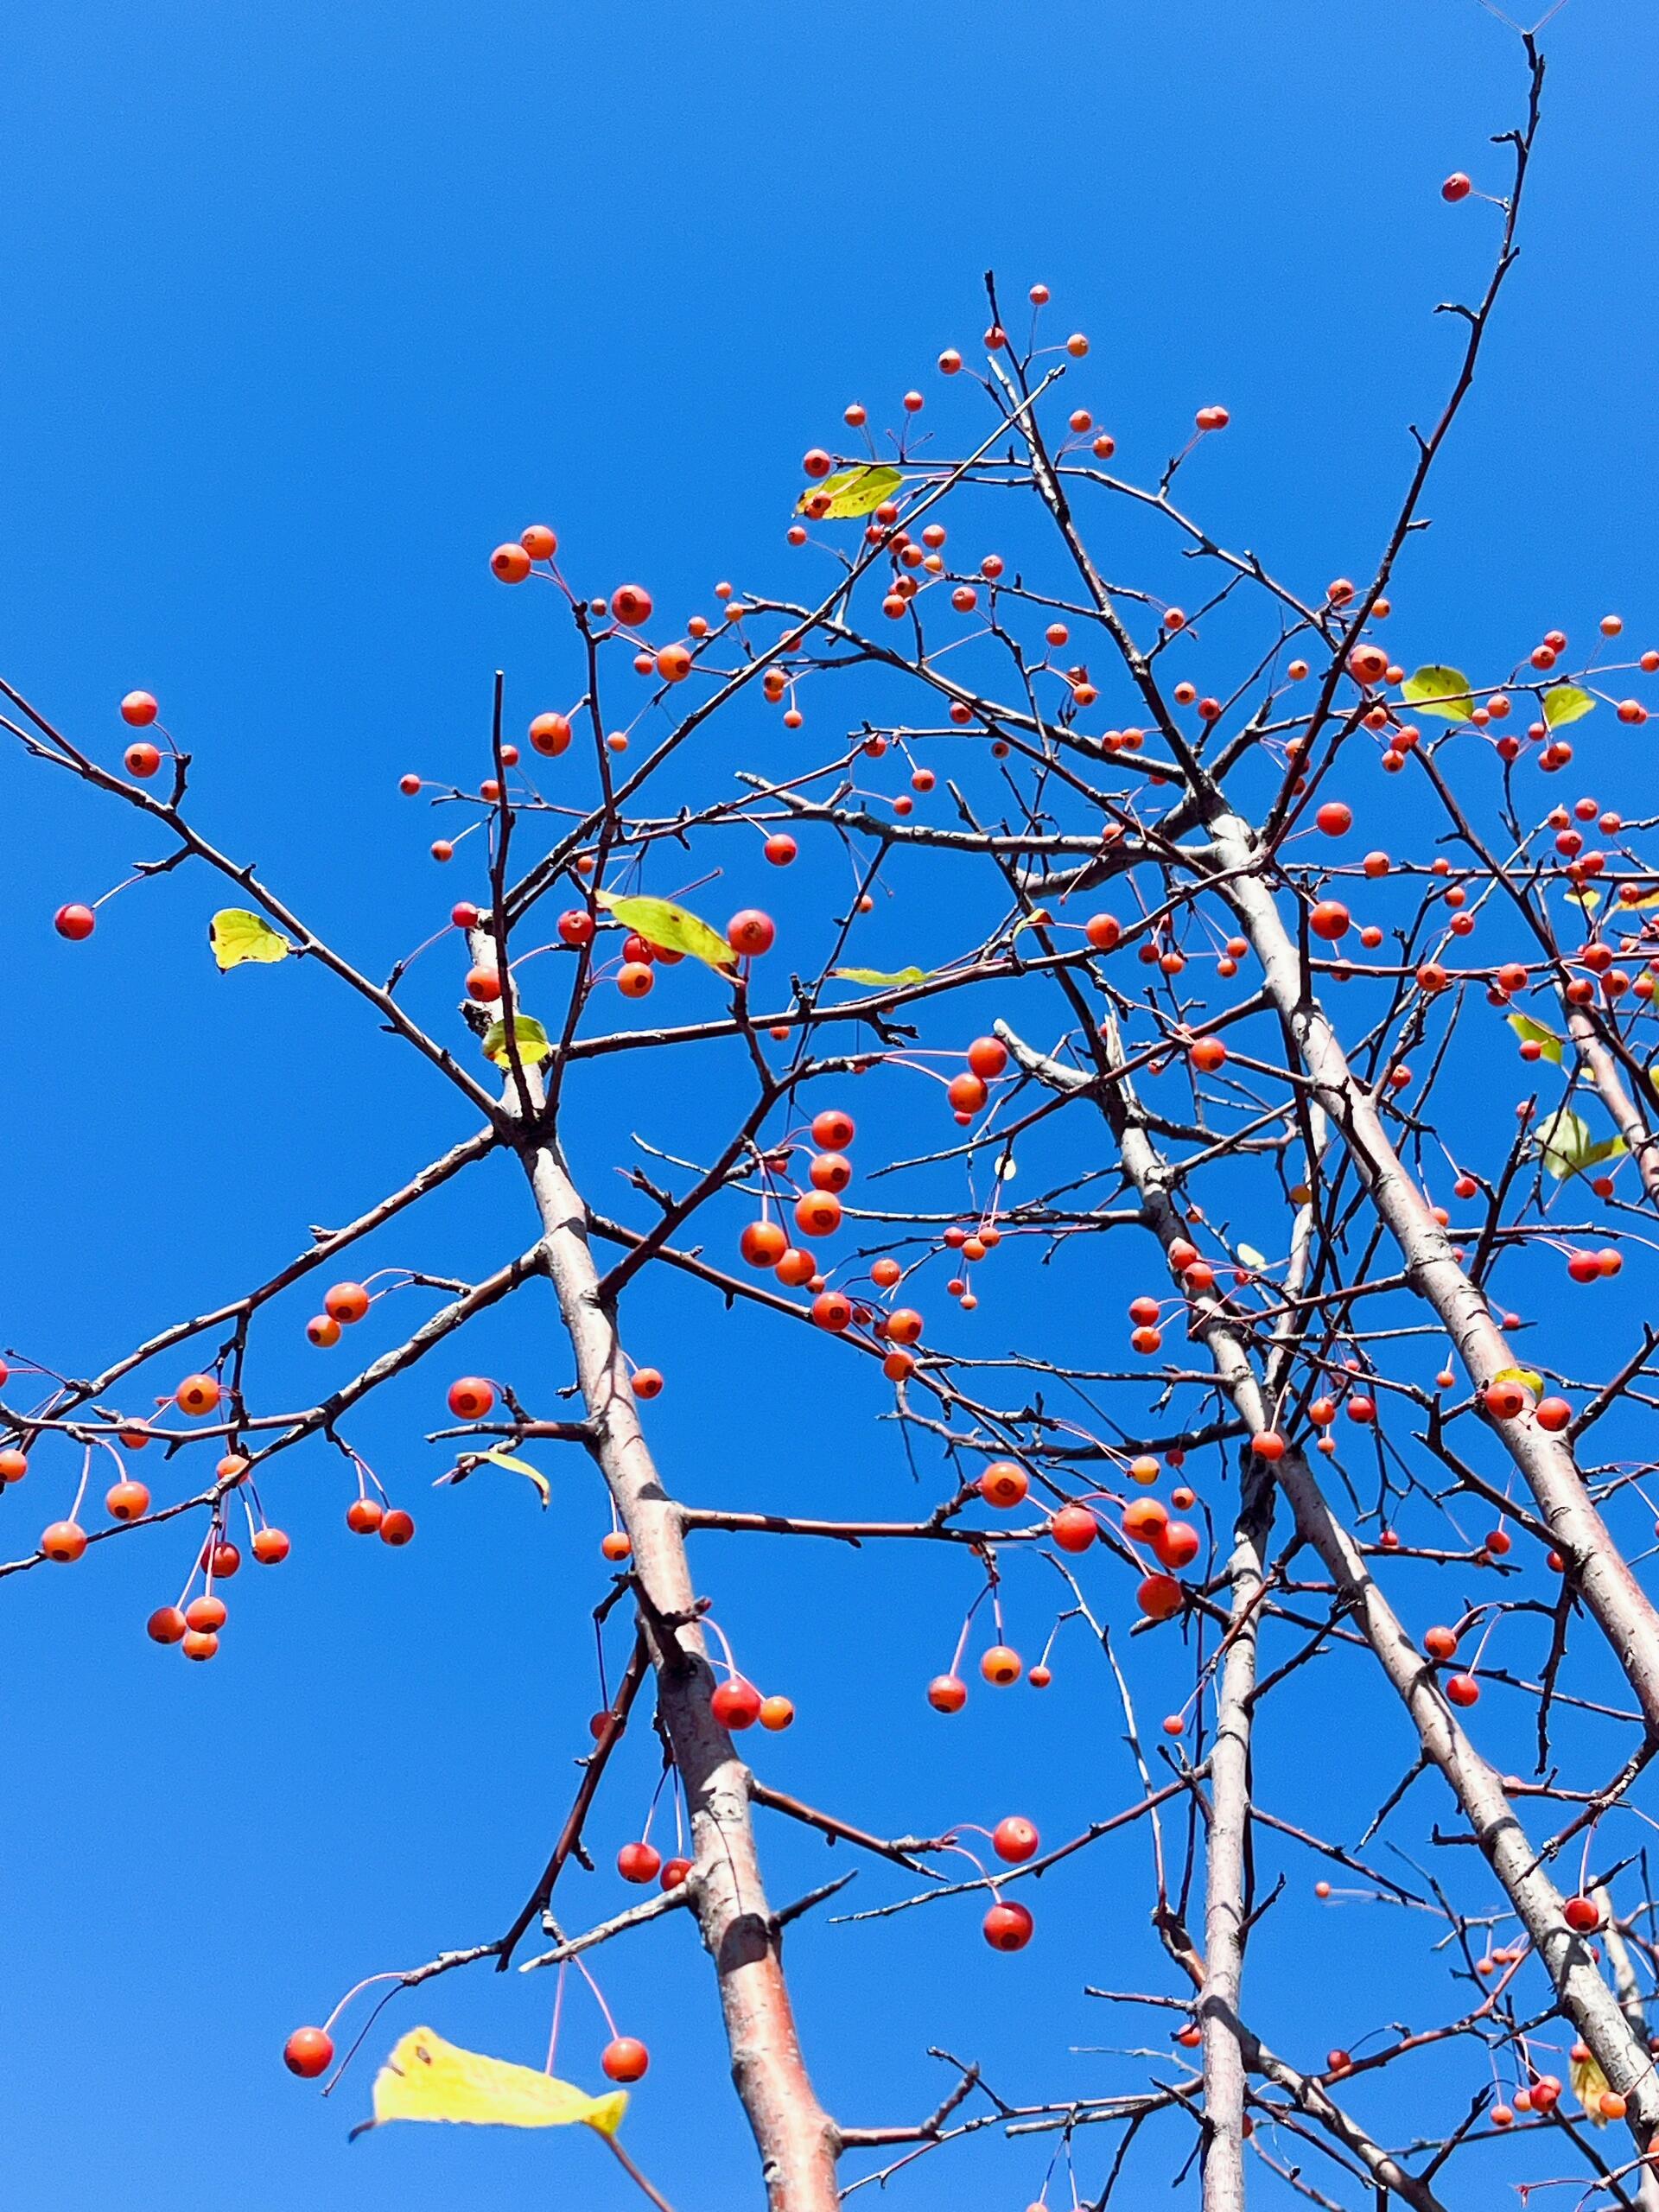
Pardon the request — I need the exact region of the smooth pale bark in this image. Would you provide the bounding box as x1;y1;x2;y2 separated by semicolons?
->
1001;1014;1659;2186
524;1135;840;2209
1564;1001;1659;1206
1209;813;1659;1738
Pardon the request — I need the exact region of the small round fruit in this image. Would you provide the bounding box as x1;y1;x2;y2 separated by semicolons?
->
760;1694;795;1731
0;1447;25;1484
185;1594;227;1633
981;1644;1021;1687
982;1900;1034;1951
711;1678;763;1730
741;1220;788;1268
105;1479;150;1522
727;909;776;957
992;1815;1039;1863
1050;1505;1098;1554
346;1497;385;1535
54;903;97;941
632;1368;663;1400
183;1630;219;1661
147;1605;188;1644
124;741;162;777
601;1529;632;1561
252;1527;290;1565
1136;1573;1184;1623
379;1509;416;1546
447;1376;495;1420
306;1313;341;1349
617;1841;662;1885
120;690;160;726
175;1373;221;1416
324;1281;371;1325
283;2027;335;2080
979;1460;1029;1510
41;1520;87;1563
530;711;573;757
1563;1894;1602;1933
602;2037;650;2083
1444;1673;1481;1708
611;584;653;628
926;1673;967;1713
520;524;557;560
659;1856;691;1891
491;543;532;583
810;1109;855;1149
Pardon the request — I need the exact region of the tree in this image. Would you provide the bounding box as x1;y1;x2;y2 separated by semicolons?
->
8;25;1659;2210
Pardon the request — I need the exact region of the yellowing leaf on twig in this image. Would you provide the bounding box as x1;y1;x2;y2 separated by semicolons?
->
481;1014;554;1068
831;966;931;988
1492;1364;1545;1399
1506;1013;1564;1065
1531;1106;1627;1182
595;891;734;972
1572;2044;1612;2124
1400;665;1474;722
209;909;293;971
1542;683;1595;729
794;464;903;519
361;2027;627;2138
479;1447;550;1507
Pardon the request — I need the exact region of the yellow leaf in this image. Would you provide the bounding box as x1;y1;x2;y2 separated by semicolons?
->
480;1447;550;1507
1492;1363;1545;1398
595;891;734;972
366;2027;627;2137
795;464;902;519
1572;2045;1611;2124
831;966;931;988
209;908;293;971
481;1014;554;1068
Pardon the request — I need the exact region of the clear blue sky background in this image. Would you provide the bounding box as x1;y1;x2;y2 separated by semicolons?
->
2;3;1656;2207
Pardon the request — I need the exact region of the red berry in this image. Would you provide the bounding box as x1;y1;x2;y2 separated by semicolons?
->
54;903;96;941
727;908;776;957
283;2027;334;2079
711;1678;763;1730
601;2037;650;2082
982;1900;1034;1951
447;1376;495;1420
379;1509;416;1546
120;690;160;726
992;1816;1039;1863
617;1841;663;1885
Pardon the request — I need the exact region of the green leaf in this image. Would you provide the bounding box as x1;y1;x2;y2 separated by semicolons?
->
209;908;293;971
795;464;903;520
1400;665;1475;722
594;891;734;972
1507;1013;1564;1065
479;1448;550;1508
830;966;931;988
481;1014;554;1068
1531;1107;1624;1182
1542;683;1595;729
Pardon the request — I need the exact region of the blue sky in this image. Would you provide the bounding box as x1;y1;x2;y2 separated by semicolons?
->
2;2;1657;2207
